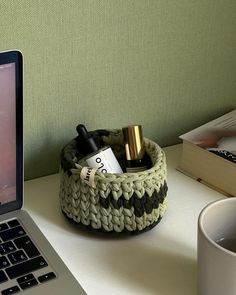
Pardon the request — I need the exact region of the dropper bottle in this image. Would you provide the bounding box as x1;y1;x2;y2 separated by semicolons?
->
76;124;123;174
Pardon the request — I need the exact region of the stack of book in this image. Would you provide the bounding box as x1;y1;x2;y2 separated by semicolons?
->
178;110;236;197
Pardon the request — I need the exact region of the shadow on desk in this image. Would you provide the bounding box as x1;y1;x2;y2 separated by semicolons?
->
100;239;197;295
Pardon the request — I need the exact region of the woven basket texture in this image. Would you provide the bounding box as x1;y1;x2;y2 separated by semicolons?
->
59;130;168;234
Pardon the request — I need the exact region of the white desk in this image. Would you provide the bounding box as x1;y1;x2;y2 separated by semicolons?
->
24;144;224;295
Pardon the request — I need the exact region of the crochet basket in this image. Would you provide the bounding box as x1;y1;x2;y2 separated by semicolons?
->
59;129;168;234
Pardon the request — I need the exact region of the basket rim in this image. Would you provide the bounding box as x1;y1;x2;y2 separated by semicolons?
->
62;137;166;182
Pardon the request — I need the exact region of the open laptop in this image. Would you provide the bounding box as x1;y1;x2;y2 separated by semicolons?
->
0;50;86;295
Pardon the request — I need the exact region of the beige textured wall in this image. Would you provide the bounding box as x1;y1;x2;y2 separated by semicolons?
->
0;1;235;179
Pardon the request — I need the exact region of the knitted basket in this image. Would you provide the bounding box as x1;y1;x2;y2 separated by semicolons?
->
59;129;168;234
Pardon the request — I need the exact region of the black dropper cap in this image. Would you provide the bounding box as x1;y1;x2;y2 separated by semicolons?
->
76;124;100;155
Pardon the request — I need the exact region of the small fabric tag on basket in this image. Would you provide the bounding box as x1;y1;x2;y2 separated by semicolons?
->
80;167;97;188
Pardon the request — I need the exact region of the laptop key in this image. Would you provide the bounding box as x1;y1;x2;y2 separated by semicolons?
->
5;256;48;279
0;242;16;255
0;226;26;242
14;236;40;258
19;278;38;290
0;270;8;284
7;220;20;228
1;285;20;295
38;272;56;283
0;257;10;269
7;250;27;265
0;224;9;232
17;273;34;284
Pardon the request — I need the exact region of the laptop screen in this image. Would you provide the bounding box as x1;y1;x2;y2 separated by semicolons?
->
0;51;23;213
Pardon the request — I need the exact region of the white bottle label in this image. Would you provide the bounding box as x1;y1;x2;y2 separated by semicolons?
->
86;148;123;174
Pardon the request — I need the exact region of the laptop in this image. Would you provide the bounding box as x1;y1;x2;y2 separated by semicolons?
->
0;50;86;295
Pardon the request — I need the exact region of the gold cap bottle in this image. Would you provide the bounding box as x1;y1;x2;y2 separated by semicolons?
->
122;125;148;172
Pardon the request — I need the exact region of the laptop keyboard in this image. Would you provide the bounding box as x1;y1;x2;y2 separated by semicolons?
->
0;219;56;294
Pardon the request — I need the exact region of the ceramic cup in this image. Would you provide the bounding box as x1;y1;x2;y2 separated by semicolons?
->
198;198;236;295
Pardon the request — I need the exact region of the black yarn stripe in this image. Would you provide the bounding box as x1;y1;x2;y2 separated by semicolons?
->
62;210;163;235
99;181;168;218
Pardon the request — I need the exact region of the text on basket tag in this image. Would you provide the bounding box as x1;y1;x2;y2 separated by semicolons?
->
80;167;97;188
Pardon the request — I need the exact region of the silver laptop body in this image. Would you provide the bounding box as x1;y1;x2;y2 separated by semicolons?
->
0;50;86;295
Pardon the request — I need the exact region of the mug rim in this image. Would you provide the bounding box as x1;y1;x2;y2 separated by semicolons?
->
198;197;236;256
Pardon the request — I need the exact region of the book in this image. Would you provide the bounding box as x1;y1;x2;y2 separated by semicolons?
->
178;110;236;197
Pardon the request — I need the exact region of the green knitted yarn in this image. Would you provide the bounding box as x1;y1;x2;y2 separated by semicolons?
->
59;130;168;234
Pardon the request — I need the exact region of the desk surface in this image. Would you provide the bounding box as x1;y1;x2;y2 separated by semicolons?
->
24;144;224;295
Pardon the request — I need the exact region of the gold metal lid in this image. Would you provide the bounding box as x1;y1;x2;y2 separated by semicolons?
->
122;125;145;160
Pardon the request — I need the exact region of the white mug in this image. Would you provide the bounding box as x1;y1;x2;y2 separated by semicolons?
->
198;198;236;295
